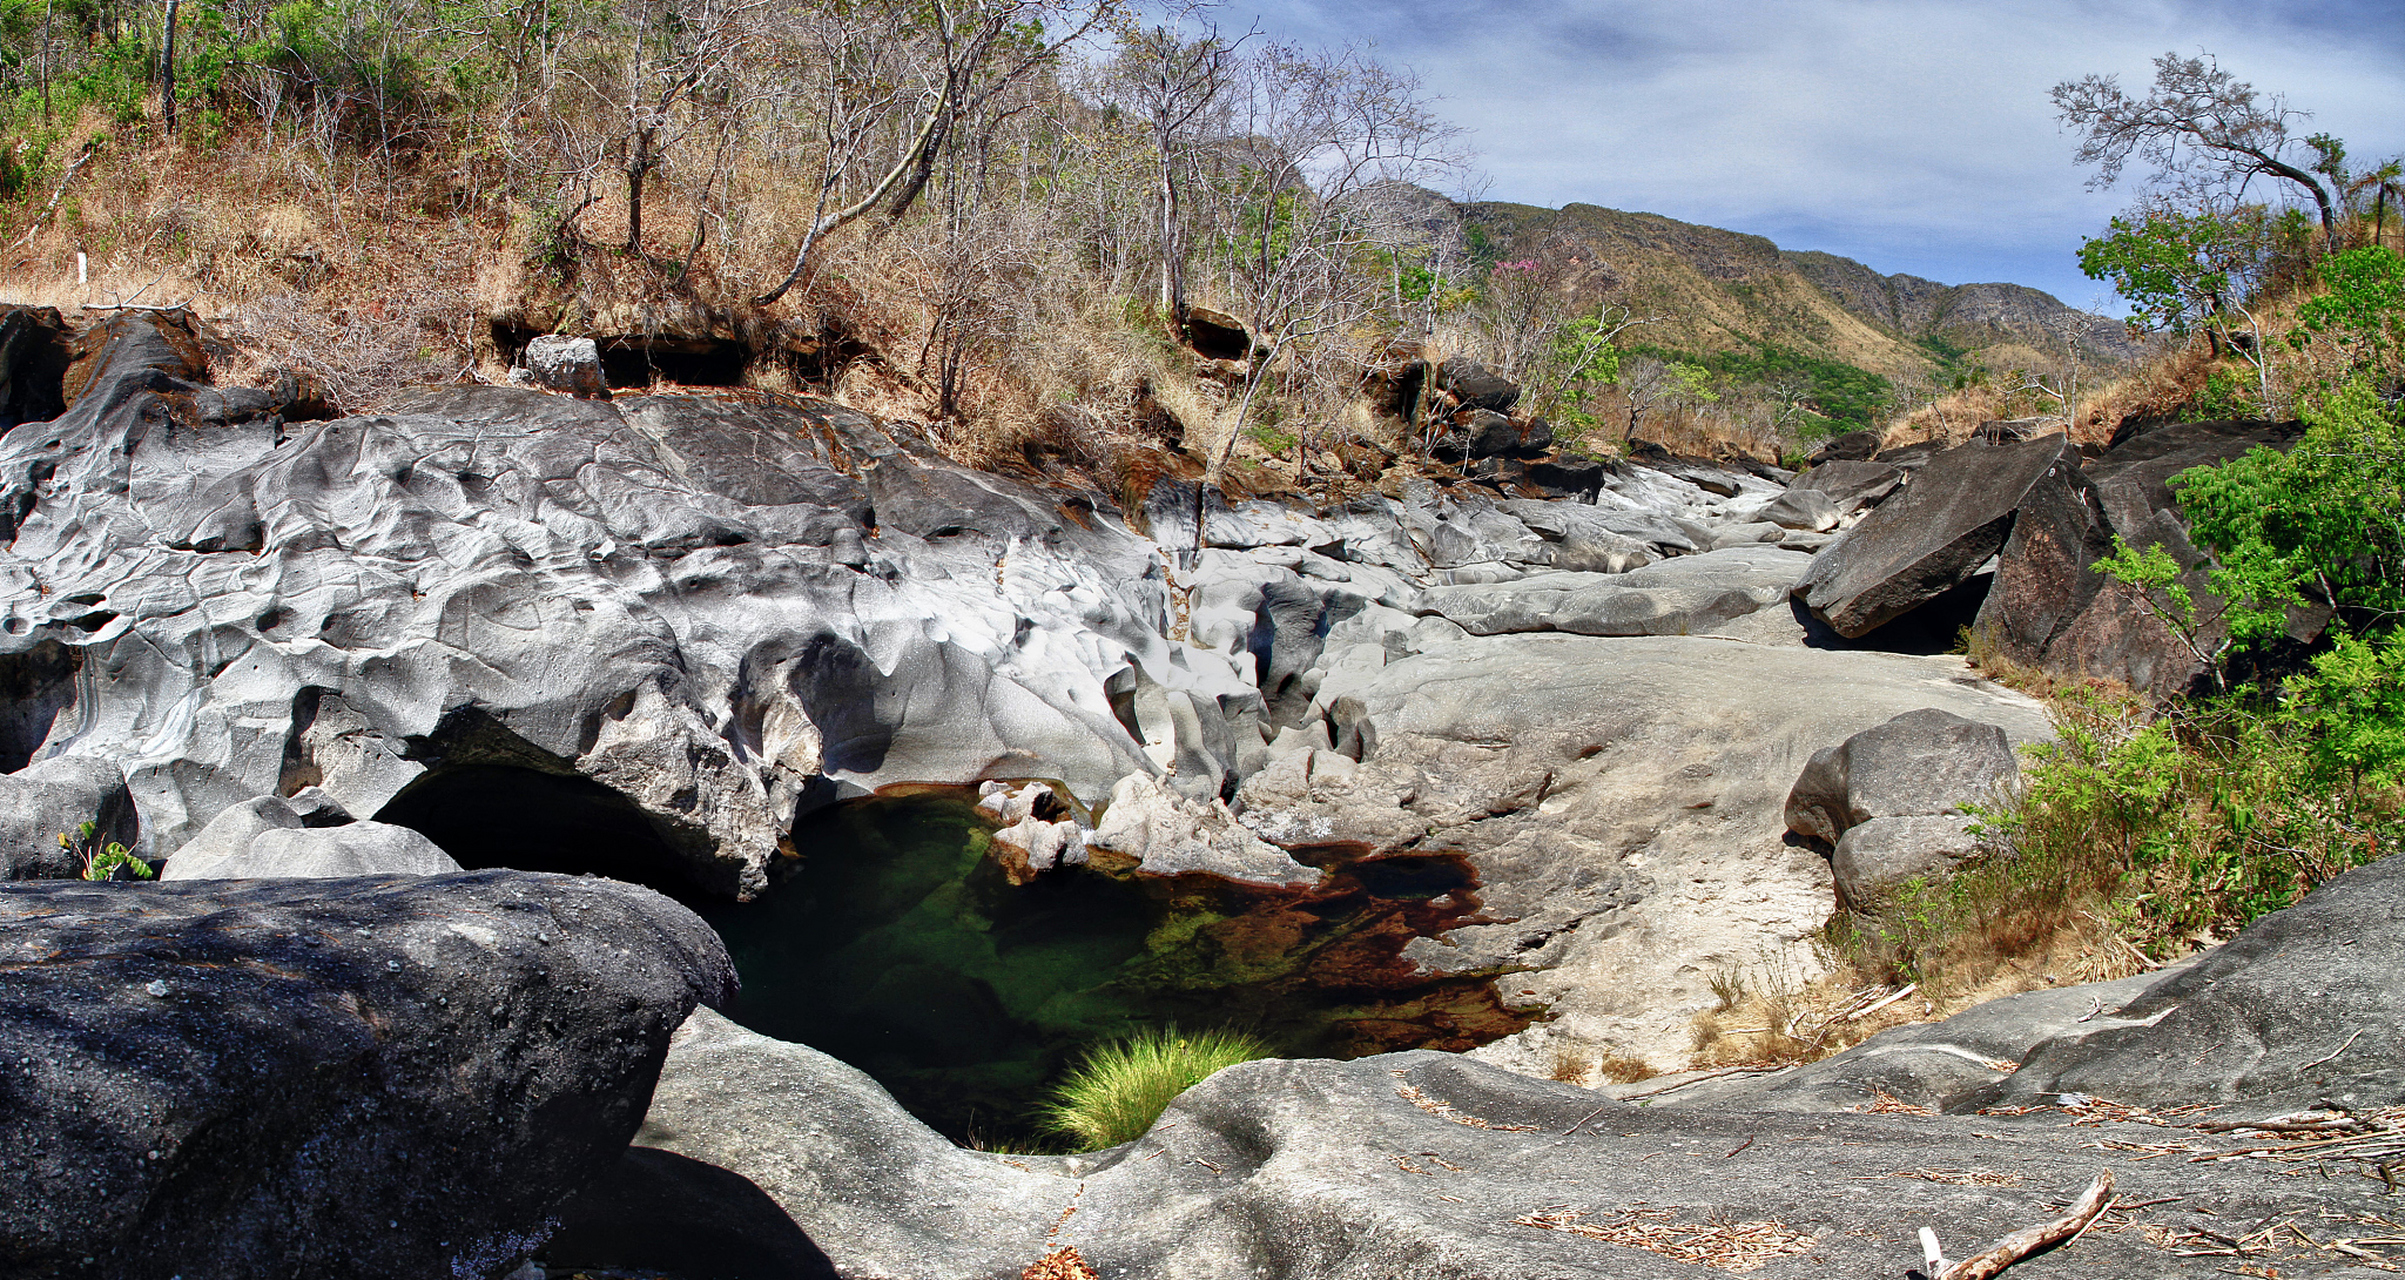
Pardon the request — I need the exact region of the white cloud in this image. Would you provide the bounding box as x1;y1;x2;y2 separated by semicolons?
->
1218;0;2405;308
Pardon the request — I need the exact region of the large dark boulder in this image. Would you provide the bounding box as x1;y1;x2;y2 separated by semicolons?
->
1805;428;1881;465
0;870;735;1278
1971;417;2310;697
1787;459;1903;514
1961;853;2405;1116
2083;418;2299;536
1794;433;2089;639
1433;356;1520;413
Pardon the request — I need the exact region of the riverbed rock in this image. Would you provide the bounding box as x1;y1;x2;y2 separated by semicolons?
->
0;754;138;880
1795;433;2087;639
0;870;735;1278
1784;708;2019;848
0;313;1252;898
1242;634;2050;1069
1650;965;2194;1113
1417;545;1810;641
1970;417;2310;698
160;793;462;879
1789;459;1904;514
524;334;609;398
1759;486;1840;531
1807;428;1881;464
591;1009;2364;1280
1433;356;1520;413
1829;814;1986;904
1087;772;1317;886
1962;851;2405;1116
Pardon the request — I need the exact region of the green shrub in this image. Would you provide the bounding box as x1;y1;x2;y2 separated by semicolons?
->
62;820;151;882
1036;1025;1270;1150
1831;687;2396;988
2183;366;2258;420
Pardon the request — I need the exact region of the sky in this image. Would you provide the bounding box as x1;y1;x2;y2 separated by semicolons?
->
1208;0;2405;314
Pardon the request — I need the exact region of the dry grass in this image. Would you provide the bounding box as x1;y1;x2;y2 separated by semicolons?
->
1546;1041;1658;1086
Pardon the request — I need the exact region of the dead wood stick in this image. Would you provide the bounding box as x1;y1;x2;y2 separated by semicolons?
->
2300;1029;2366;1073
1940;1169;2114;1280
9;138;100;252
1849;982;1919;1021
1561;1102;1614;1135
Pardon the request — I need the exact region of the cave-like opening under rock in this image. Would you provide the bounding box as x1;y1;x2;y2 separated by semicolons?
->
0;640;80;773
374;765;703;896
694;792;1536;1148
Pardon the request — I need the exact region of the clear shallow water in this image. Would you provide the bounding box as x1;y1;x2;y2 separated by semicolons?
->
695;792;1534;1146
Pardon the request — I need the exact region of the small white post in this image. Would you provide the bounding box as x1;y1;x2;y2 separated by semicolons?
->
1920;1226;1949;1277
77;251;87;285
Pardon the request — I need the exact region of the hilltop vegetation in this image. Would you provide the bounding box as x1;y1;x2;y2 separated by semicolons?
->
1;0;2155;488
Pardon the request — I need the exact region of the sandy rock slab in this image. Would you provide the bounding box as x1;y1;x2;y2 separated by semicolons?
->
1240;634;2051;1070
0;871;733;1279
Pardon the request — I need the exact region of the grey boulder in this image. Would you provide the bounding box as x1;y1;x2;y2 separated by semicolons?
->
162;793;463;880
523;334;608;398
1830;813;1986;903
1785;708;2018;849
1759;486;1840;531
0;870;735;1279
0;755;138;880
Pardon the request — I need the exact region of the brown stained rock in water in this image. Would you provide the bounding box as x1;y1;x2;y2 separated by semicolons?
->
1114;844;1540;1058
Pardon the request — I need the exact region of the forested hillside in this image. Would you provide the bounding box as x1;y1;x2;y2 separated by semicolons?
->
0;0;2153;482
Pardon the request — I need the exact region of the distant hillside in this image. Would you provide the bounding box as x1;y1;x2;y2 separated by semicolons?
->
1451;200;2143;384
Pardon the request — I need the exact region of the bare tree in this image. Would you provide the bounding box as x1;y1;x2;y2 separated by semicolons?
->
606;0;755;255
1087;17;1248;331
752;0;1118;306
2053;52;2342;249
1193;41;1466;513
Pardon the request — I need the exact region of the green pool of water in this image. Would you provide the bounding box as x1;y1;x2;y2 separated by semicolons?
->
696;792;1532;1147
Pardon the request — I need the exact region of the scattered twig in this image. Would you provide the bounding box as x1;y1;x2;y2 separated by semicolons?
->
1611;1066;1787;1102
1562;1103;1613;1136
1938;1169;2114;1280
2301;1030;2367;1073
1724;1134;1755;1159
2078;912;2162;970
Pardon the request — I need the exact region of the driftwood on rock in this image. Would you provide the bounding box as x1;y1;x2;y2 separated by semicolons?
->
1935;1168;2114;1280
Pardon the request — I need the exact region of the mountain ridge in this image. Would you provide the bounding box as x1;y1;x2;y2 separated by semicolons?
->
1449;198;2143;384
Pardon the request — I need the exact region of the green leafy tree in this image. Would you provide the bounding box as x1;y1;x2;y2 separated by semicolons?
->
2078;206;2278;408
2175;378;2405;647
2289;245;2405;368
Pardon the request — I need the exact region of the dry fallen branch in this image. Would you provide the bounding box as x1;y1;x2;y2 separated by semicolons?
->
1934;1168;2115;1280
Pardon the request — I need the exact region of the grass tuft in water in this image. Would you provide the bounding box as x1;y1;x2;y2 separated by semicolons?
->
1037;1025;1271;1151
